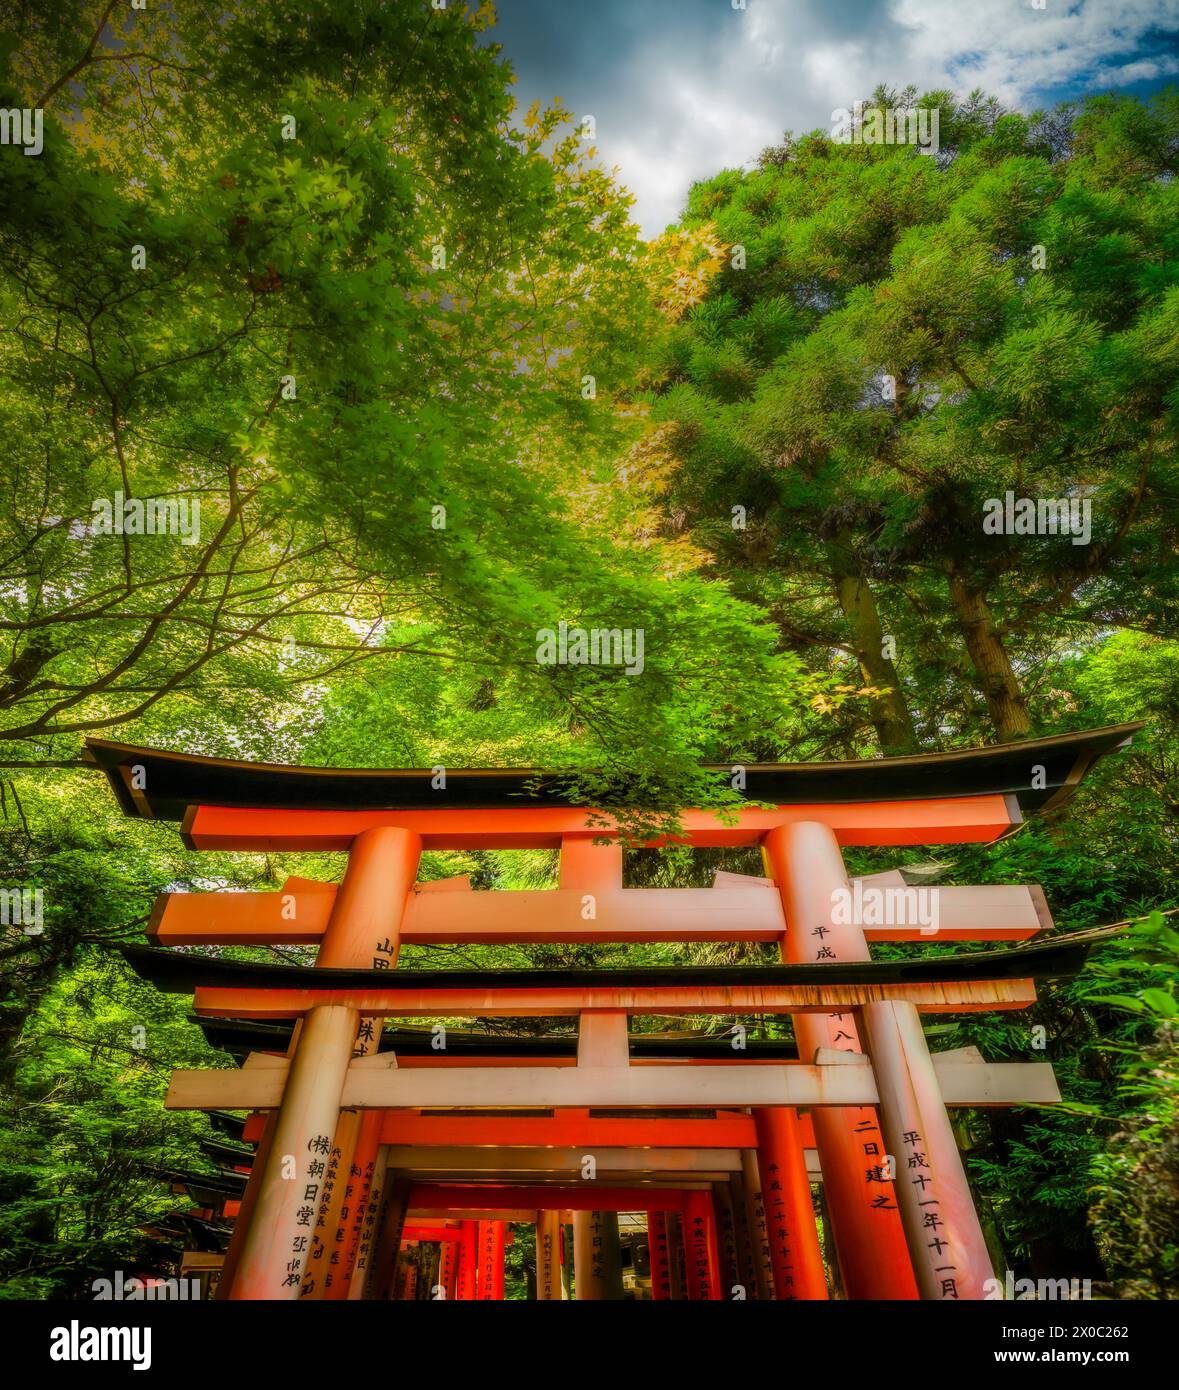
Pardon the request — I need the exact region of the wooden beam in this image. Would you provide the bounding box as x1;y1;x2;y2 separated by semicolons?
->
182;795;1017;853
412;1170;735;1184
402;1225;464;1243
167;1062;877;1111
231;1110;760;1148
383;1147;744;1174
378;1115;760;1148
238;1050;1059;1096
409;1209;539;1223
150;881;1049;946
213;1048;912;1073
192;977;1037;1019
410;1185;688;1214
719;871;1050;941
165;1057;1059;1111
233;1108;813;1151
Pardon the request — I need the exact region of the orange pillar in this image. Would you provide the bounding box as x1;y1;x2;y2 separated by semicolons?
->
327;1111;384;1300
456;1221;478;1301
754;1107;828;1299
475;1221;492;1300
665;1212;686;1299
437;1236;457;1300
492;1223;507;1300
647;1211;673;1300
228;826;421;1300
348;1144;390;1300
860;1000;996;1299
707;1197;722;1301
558;835;623;893
477;1220;506;1300
764;822;917;1301
682;1191;720;1300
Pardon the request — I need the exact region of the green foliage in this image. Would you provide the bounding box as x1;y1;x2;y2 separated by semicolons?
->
1080;916;1179;1299
647;87;1179;751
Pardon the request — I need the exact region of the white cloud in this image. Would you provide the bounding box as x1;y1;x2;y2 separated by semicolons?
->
581;0;1177;236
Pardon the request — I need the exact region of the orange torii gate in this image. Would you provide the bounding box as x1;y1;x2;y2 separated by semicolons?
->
87;724;1136;1302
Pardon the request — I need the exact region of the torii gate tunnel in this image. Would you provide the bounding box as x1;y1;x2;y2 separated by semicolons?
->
88;724;1138;1302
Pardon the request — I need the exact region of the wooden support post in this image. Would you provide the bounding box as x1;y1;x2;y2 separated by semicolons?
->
329;1110;384;1300
741;1147;776;1299
573;1210;623;1300
364;1174;410;1300
438;1235;457;1301
536;1211;562;1300
707;1193;723;1300
665;1212;685;1300
303;1109;362;1300
576;1010;630;1068
348;1145;390;1299
214;1108;278;1299
860;1000;996;1299
400;1248;420;1301
228;1003;358;1300
727;1172;759;1299
712;1182;742;1299
457;1220;478;1300
682;1190;720;1300
559;836;624;892
227;825;421;1300
391;1253;407;1301
754;1107;828;1300
477;1220;506;1300
764;821;918;1300
561;1223;573;1300
647;1211;673;1300
476;1220;492;1300
491;1220;506;1300
565;836;625;1306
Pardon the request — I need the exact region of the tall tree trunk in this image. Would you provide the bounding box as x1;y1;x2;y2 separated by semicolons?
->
824;535;918;755
944;564;1031;742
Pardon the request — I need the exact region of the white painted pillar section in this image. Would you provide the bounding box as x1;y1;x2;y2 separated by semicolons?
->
859;1000;996;1300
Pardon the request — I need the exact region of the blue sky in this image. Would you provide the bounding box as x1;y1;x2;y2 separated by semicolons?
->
484;0;1179;236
